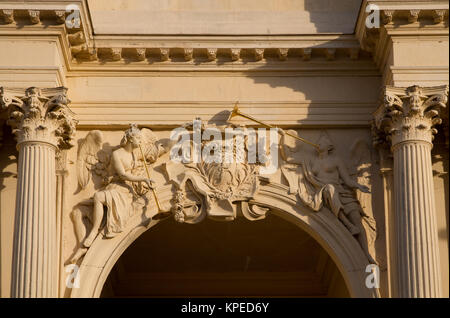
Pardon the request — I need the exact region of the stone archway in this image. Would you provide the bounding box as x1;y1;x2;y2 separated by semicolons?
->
70;183;378;298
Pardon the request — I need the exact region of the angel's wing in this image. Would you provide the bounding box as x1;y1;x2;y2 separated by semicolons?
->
139;128;161;163
282;129;300;157
76;130;104;189
349;139;372;205
349;139;377;246
279;129;308;194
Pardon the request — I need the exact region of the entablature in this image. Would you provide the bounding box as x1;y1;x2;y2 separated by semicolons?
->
356;0;449;85
0;0;377;74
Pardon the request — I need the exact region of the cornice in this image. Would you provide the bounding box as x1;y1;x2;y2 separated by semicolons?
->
356;0;449;76
0;0;379;74
2;0;446;77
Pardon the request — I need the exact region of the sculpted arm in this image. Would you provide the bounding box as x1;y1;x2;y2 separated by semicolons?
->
111;150;147;183
337;159;370;193
279;129;303;165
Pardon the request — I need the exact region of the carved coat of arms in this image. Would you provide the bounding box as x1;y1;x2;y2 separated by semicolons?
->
165;123;268;223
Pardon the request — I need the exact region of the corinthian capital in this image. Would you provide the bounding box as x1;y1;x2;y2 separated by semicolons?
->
373;85;448;148
0;87;78;149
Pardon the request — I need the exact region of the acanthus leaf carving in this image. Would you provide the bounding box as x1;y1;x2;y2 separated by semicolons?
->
277;48;289;61
27;10;40;24
136;48;147;61
0;9;14;24
374;85;449;148
160;48;170;61
254;48;264;61
382;10;395;25
54;10;66;24
76;130;105;189
206;48;217;61
433;9;447;23
0;86;78;149
230;48;241;61
408;10;421;23
184;48;193;61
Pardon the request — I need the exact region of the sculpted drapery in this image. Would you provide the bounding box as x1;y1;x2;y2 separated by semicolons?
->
69;124;169;263
67;121;377;266
280;129;377;264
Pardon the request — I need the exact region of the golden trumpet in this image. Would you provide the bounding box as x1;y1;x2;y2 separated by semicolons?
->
138;144;171;220
228;102;320;150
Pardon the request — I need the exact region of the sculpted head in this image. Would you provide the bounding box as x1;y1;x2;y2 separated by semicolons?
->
121;123;142;149
25;87;46;109
316;131;334;154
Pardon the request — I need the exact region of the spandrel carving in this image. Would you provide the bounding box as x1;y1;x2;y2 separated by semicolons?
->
280;129;377;264
68;124;170;263
67;115;379;267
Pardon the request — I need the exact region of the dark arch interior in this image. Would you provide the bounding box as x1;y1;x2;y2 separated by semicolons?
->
101;214;350;297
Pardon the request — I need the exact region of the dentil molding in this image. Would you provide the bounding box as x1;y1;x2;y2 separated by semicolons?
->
0;1;370;67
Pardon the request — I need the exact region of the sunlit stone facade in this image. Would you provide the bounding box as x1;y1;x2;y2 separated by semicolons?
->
0;0;448;298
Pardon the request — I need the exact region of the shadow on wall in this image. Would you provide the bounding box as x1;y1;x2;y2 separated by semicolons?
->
204;1;378;126
238;0;373;97
304;0;363;33
204;0;387;293
432;132;449;241
0;123;17;192
0;122;18;297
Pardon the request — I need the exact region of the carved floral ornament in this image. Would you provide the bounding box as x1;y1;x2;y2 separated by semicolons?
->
373;85;449;148
0;87;78;149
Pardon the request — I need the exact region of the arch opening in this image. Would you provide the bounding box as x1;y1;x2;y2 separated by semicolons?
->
71;184;378;298
100;214;350;297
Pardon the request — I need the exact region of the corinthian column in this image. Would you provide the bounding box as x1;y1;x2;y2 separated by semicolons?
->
374;85;448;298
0;87;77;297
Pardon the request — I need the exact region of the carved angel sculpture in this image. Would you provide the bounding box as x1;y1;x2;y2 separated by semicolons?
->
280;129;376;264
348;139;377;261
68;124;168;264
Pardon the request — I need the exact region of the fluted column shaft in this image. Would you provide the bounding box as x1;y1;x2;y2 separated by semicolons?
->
392;141;441;297
374;85;448;298
1;86;77;298
11;141;57;297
